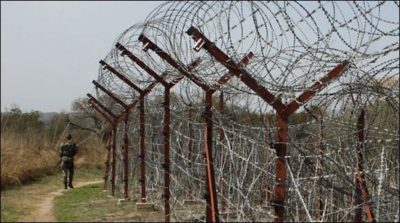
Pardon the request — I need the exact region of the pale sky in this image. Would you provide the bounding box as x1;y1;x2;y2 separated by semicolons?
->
1;1;163;112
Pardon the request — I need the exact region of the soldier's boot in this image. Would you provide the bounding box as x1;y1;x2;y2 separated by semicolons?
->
68;183;74;188
64;183;68;189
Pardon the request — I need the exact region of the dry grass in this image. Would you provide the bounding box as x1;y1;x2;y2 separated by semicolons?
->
1;130;105;189
1;131;57;187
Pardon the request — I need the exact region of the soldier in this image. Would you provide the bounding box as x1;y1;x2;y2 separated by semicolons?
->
59;134;78;189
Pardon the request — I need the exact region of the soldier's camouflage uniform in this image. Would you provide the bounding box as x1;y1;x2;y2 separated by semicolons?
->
59;140;78;189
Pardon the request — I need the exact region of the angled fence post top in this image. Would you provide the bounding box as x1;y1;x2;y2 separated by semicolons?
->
186;26;287;114
285;60;350;116
88;99;114;124
92;80;129;110
209;52;254;94
116;42;169;87
87;93;116;119
99;59;144;94
138;34;208;90
186;26;351;116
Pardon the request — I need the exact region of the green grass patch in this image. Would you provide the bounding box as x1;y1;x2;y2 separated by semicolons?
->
53;183;147;222
54;183;108;221
53;184;168;222
1;168;102;222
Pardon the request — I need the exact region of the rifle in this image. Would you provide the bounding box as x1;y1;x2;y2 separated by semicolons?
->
56;158;62;168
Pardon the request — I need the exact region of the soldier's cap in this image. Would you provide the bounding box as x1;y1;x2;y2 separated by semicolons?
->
66;134;72;140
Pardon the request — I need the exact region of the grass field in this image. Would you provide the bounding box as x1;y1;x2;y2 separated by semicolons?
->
52;184;212;222
53;183;166;222
0;168;102;222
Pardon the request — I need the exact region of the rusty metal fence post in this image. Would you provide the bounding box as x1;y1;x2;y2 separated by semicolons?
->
87;94;118;196
116;42;201;222
186;26;349;222
218;92;227;213
87;100;114;192
163;87;171;222
138;33;255;222
354;108;376;223
94;54;181;202
204;91;219;221
274;112;288;221
92;80;131;199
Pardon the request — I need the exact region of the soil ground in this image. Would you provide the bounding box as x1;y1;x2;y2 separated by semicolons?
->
18;180;102;222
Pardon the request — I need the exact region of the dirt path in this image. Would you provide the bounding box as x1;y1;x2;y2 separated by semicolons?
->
18;180;103;222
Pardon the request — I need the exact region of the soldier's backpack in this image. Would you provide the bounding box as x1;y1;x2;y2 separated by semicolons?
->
60;142;77;158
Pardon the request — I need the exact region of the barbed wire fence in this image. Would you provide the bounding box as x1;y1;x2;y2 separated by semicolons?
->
84;1;399;222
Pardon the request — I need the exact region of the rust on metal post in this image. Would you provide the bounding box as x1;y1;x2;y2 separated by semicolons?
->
88;87;130;199
99;60;144;94
117;43;203;207
99;59;168;124
100;59;151;200
163;88;171;222
139;97;147;202
92;80;129;110
219;92;227;213
354;109;376;222
115;43;200;88
354;186;362;222
138;34;209;91
185;27;285;221
113;73;168;124
185;26;286;114
168;58;202;87
123;112;129;199
210;53;254;93
88;98;117;197
273;112;288;222
88;99;115;193
116;52;201;222
139;34;233;222
186;27;351;222
286;61;349;116
115;47;202;206
204;91;220;222
115;43;169;86
114;42;201;127
138;35;254;221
